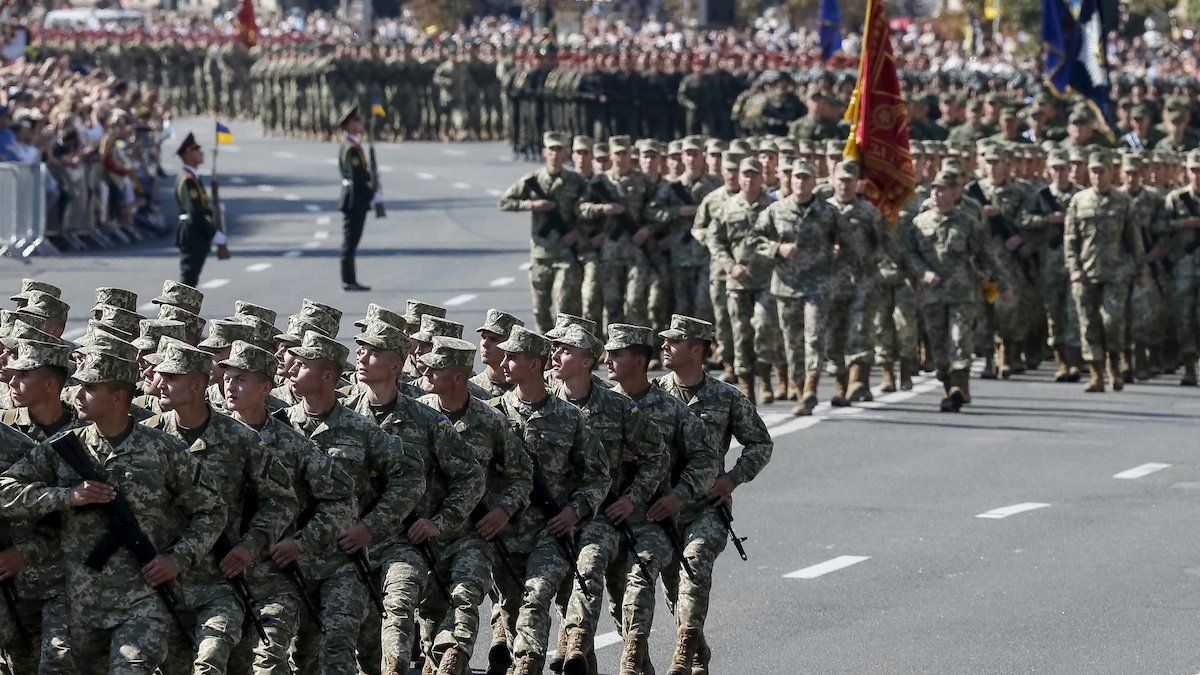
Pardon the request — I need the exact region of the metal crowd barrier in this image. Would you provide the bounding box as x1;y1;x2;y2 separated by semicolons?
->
0;162;54;258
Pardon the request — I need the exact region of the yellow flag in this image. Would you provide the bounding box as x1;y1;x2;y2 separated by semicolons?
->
984;0;1002;20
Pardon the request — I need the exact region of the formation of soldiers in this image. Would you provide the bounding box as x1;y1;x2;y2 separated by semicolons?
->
0;278;772;675
500;118;1200;415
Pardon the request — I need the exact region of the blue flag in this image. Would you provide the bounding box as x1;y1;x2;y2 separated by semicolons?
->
1042;0;1112;133
819;0;842;61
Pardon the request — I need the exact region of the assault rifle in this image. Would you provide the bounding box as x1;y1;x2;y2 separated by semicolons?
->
528;452;592;599
469;501;523;587
0;536;31;646
966;182;1035;282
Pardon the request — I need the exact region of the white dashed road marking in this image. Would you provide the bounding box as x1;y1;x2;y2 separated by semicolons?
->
284;194;301;201
303;241;321;249
199;279;230;290
549;631;621;659
416;172;436;180
444;294;477;307
976;503;1051;520
323;158;338;166
442;148;465;156
489;277;515;287
486;188;503;197
784;556;870;579
314;230;329;240
316;216;332;225
282;250;302;258
451;182;471;189
229;176;247;185
1114;463;1171;479
304;204;321;212
257;185;275;193
519;261;532;271
245;263;272;272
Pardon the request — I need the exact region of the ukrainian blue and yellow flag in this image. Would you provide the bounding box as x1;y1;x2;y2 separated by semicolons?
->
370;100;386;117
215;122;234;145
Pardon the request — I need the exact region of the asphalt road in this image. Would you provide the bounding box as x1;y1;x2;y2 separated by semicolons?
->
7;118;1200;675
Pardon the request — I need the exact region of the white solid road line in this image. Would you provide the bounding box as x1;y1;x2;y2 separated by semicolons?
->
1114;463;1171;480
784;556;870;580
548;631;622;659
975;503;1051;519
245;263;272;272
304;204;321;212
489;277;515;287
200;279;230;290
444;293;478;306
442;148;466;156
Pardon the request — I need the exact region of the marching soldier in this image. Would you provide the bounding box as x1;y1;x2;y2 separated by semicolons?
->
470;309;525;398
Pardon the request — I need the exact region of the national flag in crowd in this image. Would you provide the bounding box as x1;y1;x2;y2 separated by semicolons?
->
841;0;914;224
235;0;258;48
215;122;234;145
371;100;386;117
1041;0;1113;136
818;0;843;61
963;11;983;57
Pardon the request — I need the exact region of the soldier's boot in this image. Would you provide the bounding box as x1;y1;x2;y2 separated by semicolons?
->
960;372;972;405
945;371;966;412
691;635;711;675
980;354;997;379
1149;347;1163;376
794;372;820;416
667;627;701;675
830;372;851;407
562;627;592;675
899;358;915;391
423;655;436;675
488;624;512;675
755;364;775;405
1084;361;1106;393
720;362;737;383
939;375;955;412
1110;353;1126;390
1182;359;1199;387
774;365;791;401
1053;350;1070;382
1009;340;1027;375
880;362;897;393
1066;347;1083;382
846;364;871;402
510;654;545;675
619;633;649;675
997;343;1012;379
587;648;599;675
737;373;756;404
549;628;568;673
438;647;468;675
1119;350;1134;384
1134;348;1151;381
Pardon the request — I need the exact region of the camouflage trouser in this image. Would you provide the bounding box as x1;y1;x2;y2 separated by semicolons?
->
647;260;674;336
776;295;825;380
358;542;431;675
1072;280;1127;361
71;596;170;674
227;586;300;675
293;566;369;675
921;301;976;376
0;593;71;674
727;287;782;377
562;519;621;635
417;536;491;661
1130;276;1165;348
661;508;727;631
579;254;605;331
825;283;878;375
1173;262;1200;356
488;543;530;652
1041;249;1081;350
709;273;734;364
875;282;920;364
512;530;572;659
530;258;583;334
162;590;243;675
672;266;712;329
603;254;652;329
611;522;672;636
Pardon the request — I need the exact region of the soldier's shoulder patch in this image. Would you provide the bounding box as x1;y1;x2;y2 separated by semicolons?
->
628;402;639;415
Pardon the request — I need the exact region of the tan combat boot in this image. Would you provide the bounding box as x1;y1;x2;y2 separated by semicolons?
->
1053;349;1070;382
880;362;897;393
1084;361;1106;392
794;372;819;416
691;634;711;675
438;646;468;675
847;363;872;402
899;358;915;391
1108;353;1124;392
831;371;850;407
618;632;649;675
1182;359;1198;387
774;365;791;400
755;363;775;404
667;627;700;675
549;628;568;673
510;654;545;675
562;627;591;675
422;654;436;675
487;623;512;675
737;373;755;404
719;362;737;383
997;342;1012;379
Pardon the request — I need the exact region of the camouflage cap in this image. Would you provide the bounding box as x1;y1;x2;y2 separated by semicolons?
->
152;280;204;314
22;291;70;323
354;321;411;354
636;138;660;155
275;314;329;345
705;139;727;155
412;316;465;343
608;135;632;152
1121;154;1144;172
197;319;257;351
604;323;655;351
218;340;277;378
825;139;844;157
287;330;350;366
234;300;278;326
980;145;1010;161
1046;149;1069;167
476;308;524;336
418;336;477;370
496;325;551;357
834;161;860;179
791;159;816;176
739;158;763;174
551;323;602;357
775;137;798;155
593;143;609;159
93;287;138;312
75;326;137;361
1087;150;1111;168
659;314;715;341
729;139;754;156
148;337;213;375
132;319;187;352
930;171;959;188
721;151;741;171
230;315;279;349
300;299;343;330
353;303;406;330
1068;108;1092;124
9;278;61;303
666;139;683;155
681;136;705;152
756;138;778;154
4;339;71;371
545;312;598;340
157;304;206;339
1066;146;1087;163
543;131;568;148
572;135;594;152
71;352;138;385
402;299;447;326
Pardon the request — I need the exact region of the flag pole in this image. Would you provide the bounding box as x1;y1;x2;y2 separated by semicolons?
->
211;125;230;260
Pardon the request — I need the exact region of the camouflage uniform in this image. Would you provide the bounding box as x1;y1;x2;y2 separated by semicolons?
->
647;166;722;326
693;183;739;367
1120;175;1168;368
1020;176;1083;357
499;138;585;334
1163;180;1200;370
825;191;889;377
